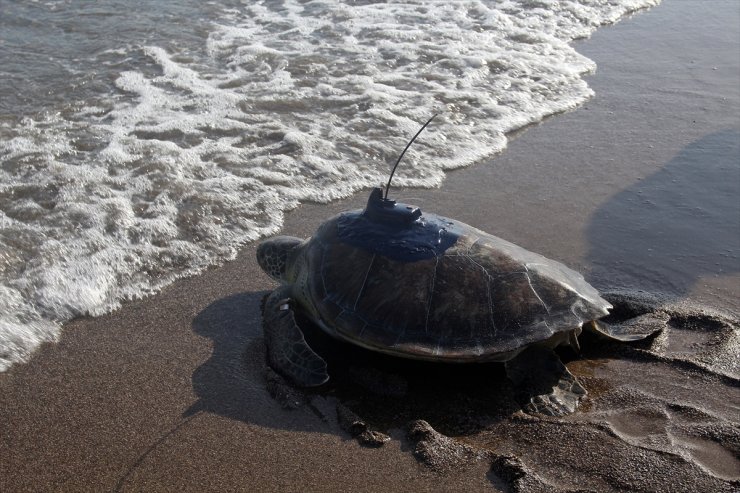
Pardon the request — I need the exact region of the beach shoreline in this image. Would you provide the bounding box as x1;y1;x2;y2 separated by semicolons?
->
2;1;738;491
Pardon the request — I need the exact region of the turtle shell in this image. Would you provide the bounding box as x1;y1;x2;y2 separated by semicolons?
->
297;198;611;362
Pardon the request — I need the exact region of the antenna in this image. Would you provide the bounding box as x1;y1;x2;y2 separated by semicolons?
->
384;114;437;200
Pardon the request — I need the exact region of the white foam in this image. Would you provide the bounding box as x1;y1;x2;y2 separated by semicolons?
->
0;0;660;371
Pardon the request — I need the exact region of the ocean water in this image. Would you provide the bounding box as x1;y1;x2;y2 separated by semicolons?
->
0;0;660;371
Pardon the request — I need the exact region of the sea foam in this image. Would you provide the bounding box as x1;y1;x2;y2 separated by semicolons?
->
0;0;660;371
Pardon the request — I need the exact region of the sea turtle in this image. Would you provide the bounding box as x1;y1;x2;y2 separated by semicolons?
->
256;119;657;416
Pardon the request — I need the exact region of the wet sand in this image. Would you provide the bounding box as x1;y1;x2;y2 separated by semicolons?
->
1;1;739;491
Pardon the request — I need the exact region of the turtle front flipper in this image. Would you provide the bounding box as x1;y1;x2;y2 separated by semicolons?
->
262;286;329;387
505;346;586;416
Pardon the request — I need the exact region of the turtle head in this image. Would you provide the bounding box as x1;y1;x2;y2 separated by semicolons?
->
256;236;303;283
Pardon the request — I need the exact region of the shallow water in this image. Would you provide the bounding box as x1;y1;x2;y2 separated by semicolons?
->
0;0;661;370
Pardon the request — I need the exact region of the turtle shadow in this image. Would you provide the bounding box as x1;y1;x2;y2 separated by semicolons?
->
185;291;266;421
186;290;520;437
296;312;521;437
185;290;322;432
586;129;740;297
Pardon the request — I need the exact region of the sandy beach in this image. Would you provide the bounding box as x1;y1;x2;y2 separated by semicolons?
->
1;1;738;491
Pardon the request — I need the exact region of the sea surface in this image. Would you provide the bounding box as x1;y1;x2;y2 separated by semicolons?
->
0;0;661;371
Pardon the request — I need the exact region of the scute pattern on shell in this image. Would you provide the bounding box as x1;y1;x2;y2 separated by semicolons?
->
298;211;611;361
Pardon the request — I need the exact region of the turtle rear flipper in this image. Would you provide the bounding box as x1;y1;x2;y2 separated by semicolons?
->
263;287;329;387
505;346;586;416
584;316;666;342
